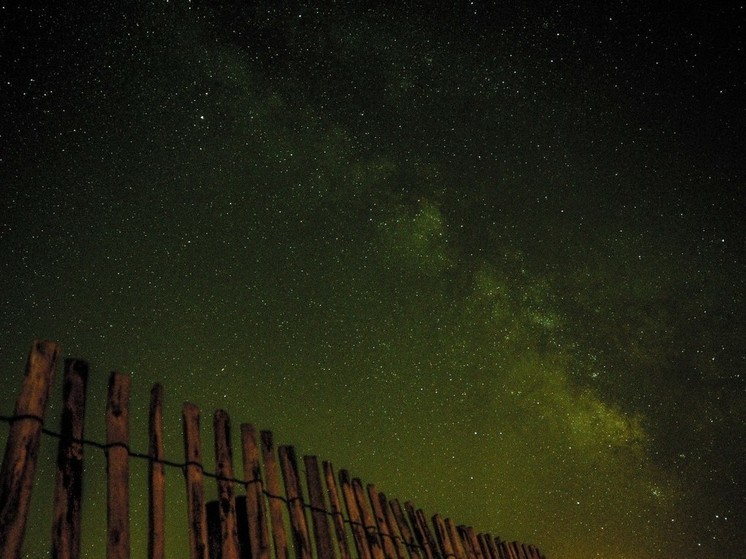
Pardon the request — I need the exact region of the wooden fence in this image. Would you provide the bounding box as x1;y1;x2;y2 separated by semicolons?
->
0;340;547;559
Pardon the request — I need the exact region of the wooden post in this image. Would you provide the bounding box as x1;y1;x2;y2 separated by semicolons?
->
322;461;351;559
389;499;420;559
496;540;510;559
479;534;496;559
278;446;312;559
51;358;88;559
409;505;437;559
456;527;472;559
148;384;165;559
366;485;398;559
106;372;131;559
304;455;334;559
240;424;270;559
431;514;453;559
339;469;371;559
214;410;241;559
377;490;409;559
445;519;466;559
464;527;483;559
352;478;385;559
261;431;289;559
0;339;60;559
183;402;208;559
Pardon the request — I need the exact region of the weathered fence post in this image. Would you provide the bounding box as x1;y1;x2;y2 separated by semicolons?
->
366;485;398;559
389;498;421;559
352;478;385;559
406;504;436;559
149;384;165;559
0;339;60;559
304;455;334;559
377;492;409;559
323;461;351;559
214;410;241;559
51;358;88;559
456;527;470;559
339;469;371;559
431;514;454;559
278;446;312;559
183;402;209;559
445;519;467;559
240;424;270;559
106;372;131;559
496;540;509;559
261;431;290;559
477;534;494;559
489;536;503;559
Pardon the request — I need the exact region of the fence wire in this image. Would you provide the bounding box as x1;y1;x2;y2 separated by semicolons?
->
0;411;432;555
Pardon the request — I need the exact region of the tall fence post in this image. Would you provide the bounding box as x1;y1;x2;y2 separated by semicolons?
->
149;384;165;559
106;372;131;559
304;455;334;559
339;469;371;559
377;492;408;559
431;514;453;559
366;485;398;559
0;339;60;559
322;461;351;559
51;358;88;559
214;409;241;559
183;402;209;559
445;519;467;559
389;499;421;559
352;477;385;559
477;534;493;559
278;446;312;559
261;430;289;559
240;424;271;559
406;504;436;559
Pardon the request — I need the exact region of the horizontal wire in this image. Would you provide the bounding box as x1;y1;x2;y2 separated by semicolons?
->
1;412;432;554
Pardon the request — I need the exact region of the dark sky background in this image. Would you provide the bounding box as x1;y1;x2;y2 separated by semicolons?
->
1;2;744;558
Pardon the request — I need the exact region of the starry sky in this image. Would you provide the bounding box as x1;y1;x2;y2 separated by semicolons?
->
1;2;744;558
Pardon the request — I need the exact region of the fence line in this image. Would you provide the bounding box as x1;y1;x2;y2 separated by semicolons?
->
0;340;547;559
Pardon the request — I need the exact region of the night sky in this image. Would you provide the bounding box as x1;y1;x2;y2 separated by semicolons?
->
1;2;744;558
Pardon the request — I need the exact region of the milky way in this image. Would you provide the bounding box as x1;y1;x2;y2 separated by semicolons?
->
1;3;743;558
